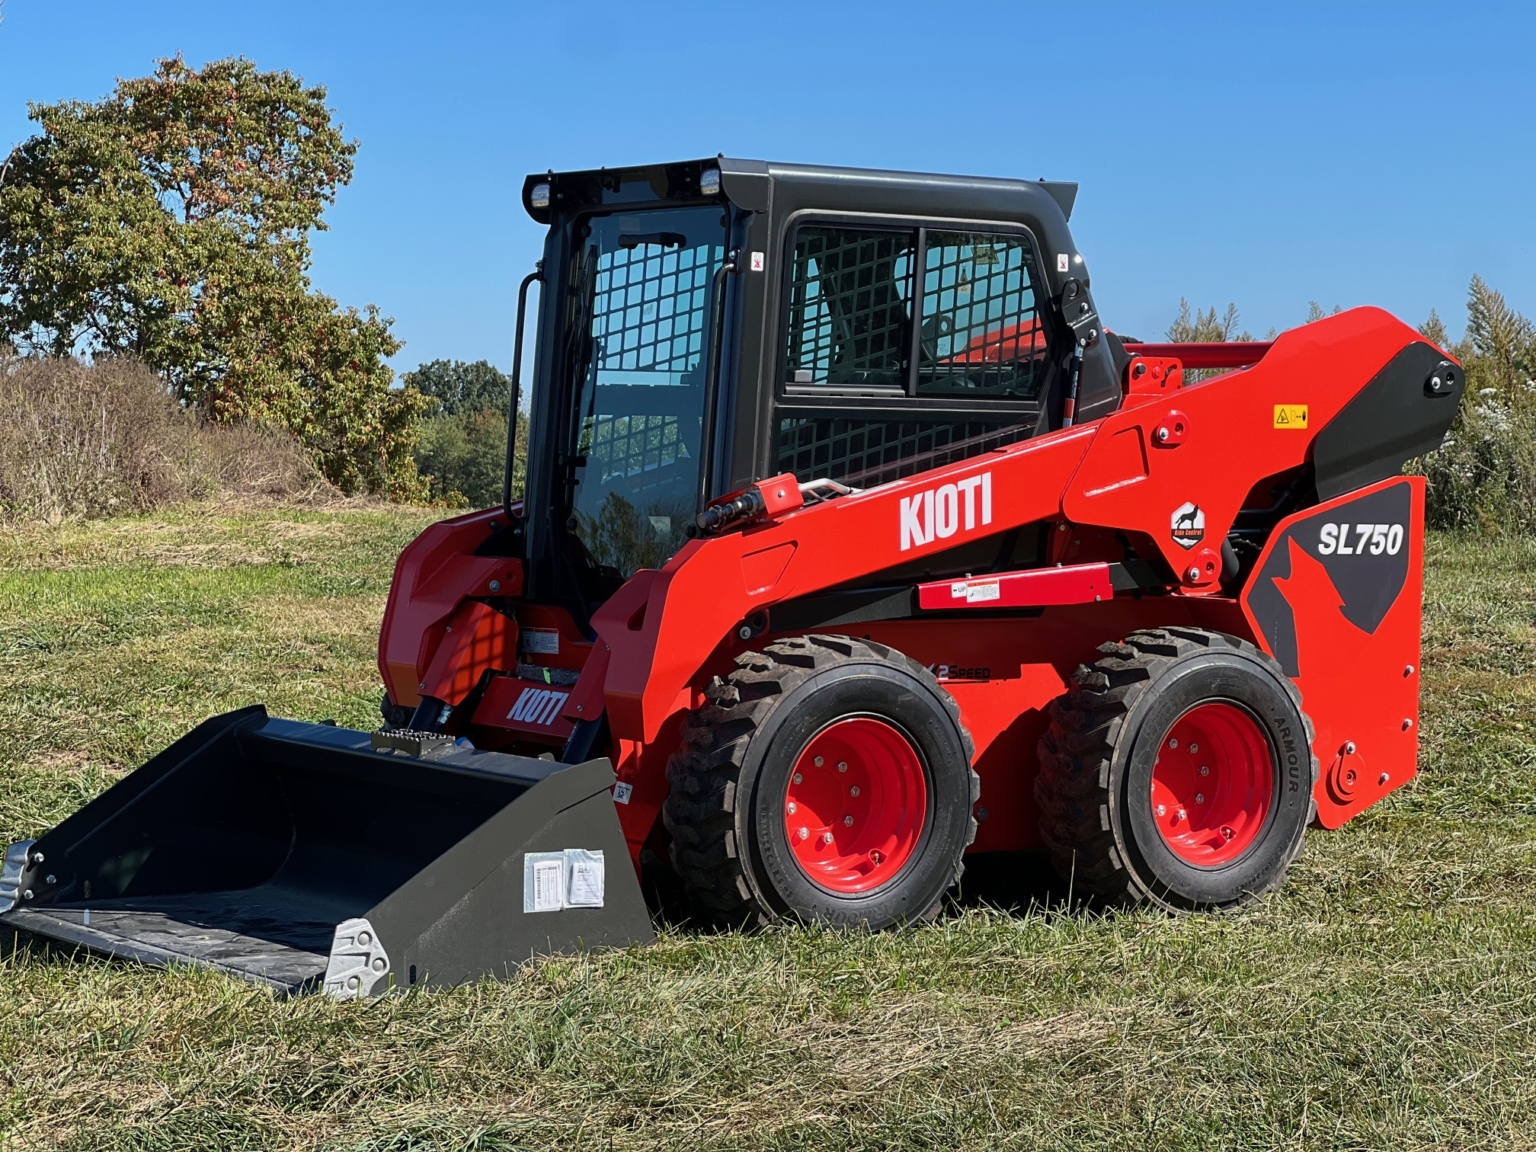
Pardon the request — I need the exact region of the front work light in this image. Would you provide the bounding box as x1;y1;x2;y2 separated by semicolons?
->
530;183;551;209
699;168;721;196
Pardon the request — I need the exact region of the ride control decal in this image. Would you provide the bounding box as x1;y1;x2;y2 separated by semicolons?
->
1244;480;1411;676
899;472;993;551
1170;501;1205;549
1273;404;1309;429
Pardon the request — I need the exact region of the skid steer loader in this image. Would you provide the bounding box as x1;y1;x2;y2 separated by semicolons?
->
2;158;1462;996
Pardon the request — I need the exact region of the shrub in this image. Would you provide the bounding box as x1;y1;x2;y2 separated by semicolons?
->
1411;279;1536;534
0;352;329;522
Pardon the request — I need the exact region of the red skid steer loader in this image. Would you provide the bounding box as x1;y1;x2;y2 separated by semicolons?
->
2;159;1462;996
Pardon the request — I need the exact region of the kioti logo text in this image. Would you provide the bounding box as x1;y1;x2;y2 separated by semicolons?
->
900;472;993;551
507;686;568;726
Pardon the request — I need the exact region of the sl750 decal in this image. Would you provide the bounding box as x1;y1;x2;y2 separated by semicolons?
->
900;472;993;551
508;686;568;726
1316;522;1405;556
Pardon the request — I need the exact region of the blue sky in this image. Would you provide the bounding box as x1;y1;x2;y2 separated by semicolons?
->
1;1;1531;374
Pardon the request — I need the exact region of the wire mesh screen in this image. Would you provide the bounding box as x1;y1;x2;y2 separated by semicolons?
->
564;206;726;578
917;232;1048;399
775;414;1037;489
581;237;720;488
785;227;915;389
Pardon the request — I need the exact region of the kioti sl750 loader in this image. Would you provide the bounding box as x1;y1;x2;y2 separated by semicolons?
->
2;159;1461;996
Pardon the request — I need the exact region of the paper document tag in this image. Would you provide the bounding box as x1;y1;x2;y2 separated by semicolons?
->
613;782;633;804
524;627;560;655
524;849;606;910
565;849;605;907
524;852;565;912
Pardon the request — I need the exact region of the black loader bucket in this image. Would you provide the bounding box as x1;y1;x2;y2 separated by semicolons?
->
0;706;654;996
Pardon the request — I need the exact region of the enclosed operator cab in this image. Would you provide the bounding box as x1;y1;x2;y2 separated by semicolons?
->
514;158;1123;630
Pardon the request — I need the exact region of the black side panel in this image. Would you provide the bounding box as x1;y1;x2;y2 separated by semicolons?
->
1311;341;1461;500
1245;481;1413;676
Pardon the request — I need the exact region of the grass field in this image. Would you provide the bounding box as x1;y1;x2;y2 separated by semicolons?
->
0;504;1534;1151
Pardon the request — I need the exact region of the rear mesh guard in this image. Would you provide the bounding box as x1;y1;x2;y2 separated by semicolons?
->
0;707;654;995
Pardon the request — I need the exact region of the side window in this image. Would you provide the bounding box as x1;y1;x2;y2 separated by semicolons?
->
785;227;916;389
916;232;1048;400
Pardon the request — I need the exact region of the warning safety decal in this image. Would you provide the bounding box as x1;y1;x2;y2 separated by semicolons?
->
1273;404;1309;429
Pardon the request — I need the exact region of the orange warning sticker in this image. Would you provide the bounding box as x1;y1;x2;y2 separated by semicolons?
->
1273;404;1309;429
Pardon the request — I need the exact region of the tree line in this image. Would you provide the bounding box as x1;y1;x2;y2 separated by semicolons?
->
1;56;1528;525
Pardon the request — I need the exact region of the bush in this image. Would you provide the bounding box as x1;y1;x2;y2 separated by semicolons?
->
1416;395;1536;533
1411;279;1536;534
0;353;329;522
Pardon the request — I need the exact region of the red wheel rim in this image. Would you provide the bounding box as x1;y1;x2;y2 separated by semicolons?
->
1149;701;1274;867
783;717;928;894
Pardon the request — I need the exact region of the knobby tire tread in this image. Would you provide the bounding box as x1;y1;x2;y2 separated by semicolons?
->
1033;626;1318;907
663;634;978;929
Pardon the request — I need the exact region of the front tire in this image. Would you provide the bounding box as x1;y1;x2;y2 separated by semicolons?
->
663;635;978;929
1035;627;1318;910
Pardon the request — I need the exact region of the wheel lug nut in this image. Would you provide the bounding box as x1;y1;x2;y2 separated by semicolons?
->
792;773;802;784
1176;808;1186;822
849;785;860;797
1156;804;1167;816
787;802;797;814
1199;765;1209;777
837;761;848;773
822;831;834;844
814;756;823;767
1168;738;1179;750
798;827;809;840
843;815;854;826
1195;793;1205;804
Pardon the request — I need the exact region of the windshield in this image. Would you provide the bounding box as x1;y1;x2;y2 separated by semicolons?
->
559;205;728;576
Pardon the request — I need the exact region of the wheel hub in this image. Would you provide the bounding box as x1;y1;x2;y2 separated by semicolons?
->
784;717;927;893
1149;701;1274;867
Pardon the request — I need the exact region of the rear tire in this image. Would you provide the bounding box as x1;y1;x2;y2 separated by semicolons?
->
663;634;978;929
1035;627;1318;910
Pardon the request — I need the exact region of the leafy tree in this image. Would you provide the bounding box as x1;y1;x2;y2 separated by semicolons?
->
0;55;424;495
415;408;528;509
402;359;526;507
403;359;511;417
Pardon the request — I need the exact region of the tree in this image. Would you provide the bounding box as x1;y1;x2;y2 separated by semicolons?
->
403;359;511;417
1166;299;1249;343
404;359;526;507
0;55;424;495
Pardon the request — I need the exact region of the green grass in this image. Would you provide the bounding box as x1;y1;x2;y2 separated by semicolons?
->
1;510;1534;1150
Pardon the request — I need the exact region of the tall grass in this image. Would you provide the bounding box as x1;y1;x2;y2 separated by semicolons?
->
0;354;331;522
